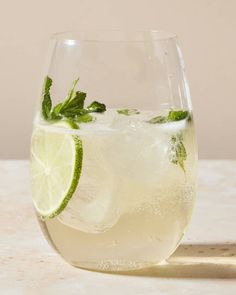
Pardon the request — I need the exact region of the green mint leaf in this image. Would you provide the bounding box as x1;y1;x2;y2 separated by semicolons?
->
87;101;106;113
52;90;86;120
169;133;187;171
51;103;63;120
167;110;189;122
60;78;79;111
41;76;52;120
63;91;86;111
147;110;189;125
147;115;167;124
52;103;63;115
117;109;140;116
76;113;94;123
146;109;188;171
62;107;88;118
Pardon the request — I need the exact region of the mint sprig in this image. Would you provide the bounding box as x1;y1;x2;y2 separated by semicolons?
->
41;76;106;124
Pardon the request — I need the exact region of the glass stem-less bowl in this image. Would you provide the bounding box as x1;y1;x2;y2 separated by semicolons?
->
30;30;197;272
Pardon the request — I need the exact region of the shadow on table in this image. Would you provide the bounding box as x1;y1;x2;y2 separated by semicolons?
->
113;244;236;279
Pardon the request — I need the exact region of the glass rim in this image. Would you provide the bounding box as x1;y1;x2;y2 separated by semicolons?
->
51;29;177;43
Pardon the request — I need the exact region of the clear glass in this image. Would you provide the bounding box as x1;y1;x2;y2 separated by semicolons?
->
30;30;197;272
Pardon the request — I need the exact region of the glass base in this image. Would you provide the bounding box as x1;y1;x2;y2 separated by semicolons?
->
69;259;167;272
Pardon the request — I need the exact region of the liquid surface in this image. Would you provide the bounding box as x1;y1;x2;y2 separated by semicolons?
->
33;109;197;271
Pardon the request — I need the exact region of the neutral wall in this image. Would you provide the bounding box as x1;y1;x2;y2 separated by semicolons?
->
0;0;235;159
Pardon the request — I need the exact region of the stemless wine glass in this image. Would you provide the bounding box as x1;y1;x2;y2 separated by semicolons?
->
30;30;197;272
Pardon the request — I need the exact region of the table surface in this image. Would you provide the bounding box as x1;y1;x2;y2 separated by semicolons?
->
1;160;236;295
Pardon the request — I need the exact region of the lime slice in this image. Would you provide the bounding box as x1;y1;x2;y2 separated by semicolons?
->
31;120;83;219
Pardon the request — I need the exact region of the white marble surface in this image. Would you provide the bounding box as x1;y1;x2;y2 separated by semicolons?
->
0;160;236;295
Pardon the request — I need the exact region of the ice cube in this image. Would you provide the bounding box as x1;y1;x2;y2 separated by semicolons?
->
58;133;122;233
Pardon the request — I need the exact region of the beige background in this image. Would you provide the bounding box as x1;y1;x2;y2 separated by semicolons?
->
0;0;235;159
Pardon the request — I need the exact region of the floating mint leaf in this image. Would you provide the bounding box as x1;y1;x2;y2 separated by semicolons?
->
147;115;167;124
167;110;189;121
147;110;189;125
87;101;106;113
146;109;189;171
169;133;187;171
41;76;52;120
117;109;140;116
